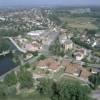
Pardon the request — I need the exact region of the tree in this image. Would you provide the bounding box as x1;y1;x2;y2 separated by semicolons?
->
87;30;96;36
37;78;53;97
37;78;91;100
18;70;33;89
48;14;61;25
0;83;8;98
49;38;64;57
23;63;30;69
4;71;17;87
58;79;91;100
71;37;92;49
89;72;100;89
12;53;20;64
32;66;36;70
62;21;68;29
0;39;10;53
7;86;17;96
32;51;38;56
38;55;46;61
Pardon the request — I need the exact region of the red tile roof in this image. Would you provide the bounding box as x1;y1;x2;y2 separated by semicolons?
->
37;58;60;70
62;59;91;79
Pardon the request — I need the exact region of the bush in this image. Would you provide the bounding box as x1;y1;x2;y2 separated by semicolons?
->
0;83;8;98
72;37;92;49
23;63;30;69
89;73;100;89
33;66;36;70
4;71;17;87
38;55;46;61
8;86;17;96
32;51;38;56
18;70;33;89
37;78;91;100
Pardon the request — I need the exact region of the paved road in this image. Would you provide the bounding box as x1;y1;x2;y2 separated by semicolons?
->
4;37;27;53
8;37;27;53
91;89;100;100
26;53;42;64
39;31;60;55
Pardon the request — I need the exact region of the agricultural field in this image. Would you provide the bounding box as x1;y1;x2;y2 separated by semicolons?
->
60;17;98;29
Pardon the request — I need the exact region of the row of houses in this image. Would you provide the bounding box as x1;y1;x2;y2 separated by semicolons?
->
34;56;100;81
35;57;91;80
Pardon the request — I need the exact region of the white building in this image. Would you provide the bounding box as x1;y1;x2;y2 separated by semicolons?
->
27;30;45;36
74;49;87;61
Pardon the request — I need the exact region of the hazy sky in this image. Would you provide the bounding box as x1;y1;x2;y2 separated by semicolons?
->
0;0;100;7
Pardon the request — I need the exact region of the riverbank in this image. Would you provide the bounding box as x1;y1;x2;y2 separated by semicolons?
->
0;50;10;56
0;37;22;76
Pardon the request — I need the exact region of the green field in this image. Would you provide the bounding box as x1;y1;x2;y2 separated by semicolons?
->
1;92;50;100
60;17;98;29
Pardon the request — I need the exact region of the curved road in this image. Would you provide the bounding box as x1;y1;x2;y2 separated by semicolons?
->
3;37;27;53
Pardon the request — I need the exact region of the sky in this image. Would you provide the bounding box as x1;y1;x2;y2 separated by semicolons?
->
0;0;100;7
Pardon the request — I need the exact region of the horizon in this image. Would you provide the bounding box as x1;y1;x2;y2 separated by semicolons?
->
0;0;100;8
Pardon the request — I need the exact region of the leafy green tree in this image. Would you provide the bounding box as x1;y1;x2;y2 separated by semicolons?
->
0;39;10;53
32;66;36;70
37;78;91;100
62;21;68;29
58;80;91;100
23;63;30;69
0;83;8;98
18;70;33;89
48;14;61;25
49;38;64;57
87;29;96;36
71;37;92;49
37;78;54;97
38;55;46;61
89;72;100;89
4;72;17;87
8;86;17;96
32;51;38;56
12;53;20;64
